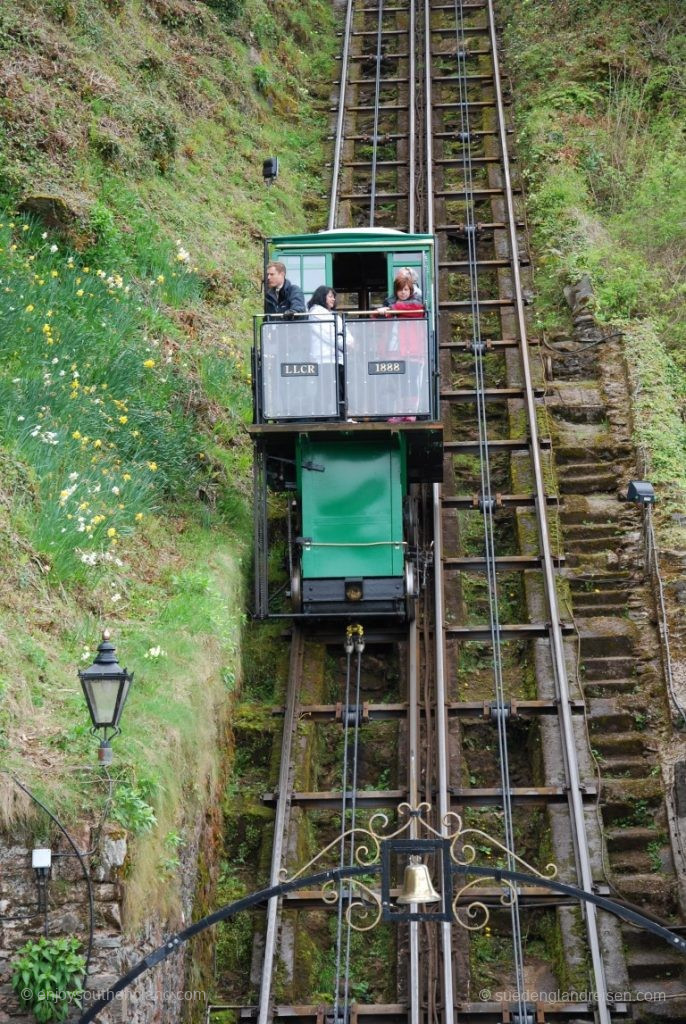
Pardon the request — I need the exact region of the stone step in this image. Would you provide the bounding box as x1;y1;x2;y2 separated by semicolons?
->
579;632;634;658
582;656;636;680
574;604;626;617
584;678;639;696
592;732;649;756
559;473;618;495
556;443;633;461
610;849;660;875
625;947;686;982
588;701;636;732
596;755;655;779
564;522;622;538
605;826;658;852
571;588;629;606
566;535;623;552
608;873;679;916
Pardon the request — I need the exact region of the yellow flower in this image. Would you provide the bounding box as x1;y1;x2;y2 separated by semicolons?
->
131;429;140;438
50;270;58;278
83;266;90;273
135;512;144;522
25;304;34;313
22;224;29;231
76;289;84;297
147;461;158;471
93;439;102;449
107;527;117;538
156;274;165;284
118;415;128;424
123;473;131;481
143;359;155;369
59;489;70;501
78;501;90;511
72;430;81;440
42;324;51;334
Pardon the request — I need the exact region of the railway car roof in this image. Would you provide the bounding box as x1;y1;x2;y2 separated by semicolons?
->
269;228;434;249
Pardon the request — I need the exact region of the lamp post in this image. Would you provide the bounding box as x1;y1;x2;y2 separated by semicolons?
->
78;630;133;765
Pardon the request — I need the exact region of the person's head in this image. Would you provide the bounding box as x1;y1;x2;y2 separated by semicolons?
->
266;261;287;290
393;272;414;301
308;285;336;310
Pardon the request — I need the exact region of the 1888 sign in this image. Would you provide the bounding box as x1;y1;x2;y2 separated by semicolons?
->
368;360;406;375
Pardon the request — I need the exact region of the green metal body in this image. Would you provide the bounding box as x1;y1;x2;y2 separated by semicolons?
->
297;435;407;581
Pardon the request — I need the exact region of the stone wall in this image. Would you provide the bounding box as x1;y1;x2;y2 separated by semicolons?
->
0;810;214;1023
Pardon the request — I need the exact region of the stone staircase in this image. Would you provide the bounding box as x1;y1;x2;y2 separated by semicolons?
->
546;340;685;1011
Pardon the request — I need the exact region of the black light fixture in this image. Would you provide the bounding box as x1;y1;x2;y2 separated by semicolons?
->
627;480;656;505
78;630;133;765
262;156;279;185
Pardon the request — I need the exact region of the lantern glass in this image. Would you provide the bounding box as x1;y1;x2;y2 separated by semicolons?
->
82;673;130;729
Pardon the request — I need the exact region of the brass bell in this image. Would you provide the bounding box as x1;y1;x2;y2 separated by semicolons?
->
396;856;441;905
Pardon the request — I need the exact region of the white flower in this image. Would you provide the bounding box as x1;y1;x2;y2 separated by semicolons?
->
51;357;59;364
111;486;120;496
41;232;48;239
69;472;79;482
81;648;91;660
50;244;58;253
17;415;25;421
79;551;98;566
111;592;121;603
12;377;20;383
144;645;167;660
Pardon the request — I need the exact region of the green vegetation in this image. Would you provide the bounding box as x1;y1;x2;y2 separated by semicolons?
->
0;0;336;934
501;0;686;508
11;936;85;1023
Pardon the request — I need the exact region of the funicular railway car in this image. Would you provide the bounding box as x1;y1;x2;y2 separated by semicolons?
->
250;228;443;620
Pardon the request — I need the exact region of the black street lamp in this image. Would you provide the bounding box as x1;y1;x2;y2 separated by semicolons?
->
78;630;133;765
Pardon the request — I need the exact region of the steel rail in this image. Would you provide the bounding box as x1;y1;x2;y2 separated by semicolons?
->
328;0;356;229
257;628;305;1024
424;2;455;1016
484;1;611;1018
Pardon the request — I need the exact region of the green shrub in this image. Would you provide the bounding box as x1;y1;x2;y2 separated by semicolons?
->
111;782;157;834
206;0;246;20
11;936;85;1023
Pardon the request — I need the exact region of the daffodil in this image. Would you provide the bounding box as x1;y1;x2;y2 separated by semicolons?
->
143;358;155;369
93;439;102;449
107;527;117;538
147;461;157;471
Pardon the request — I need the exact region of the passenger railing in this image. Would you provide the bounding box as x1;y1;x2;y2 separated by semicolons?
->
252;312;433;423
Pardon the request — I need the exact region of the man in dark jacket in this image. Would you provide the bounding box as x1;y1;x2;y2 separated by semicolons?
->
265;261;306;318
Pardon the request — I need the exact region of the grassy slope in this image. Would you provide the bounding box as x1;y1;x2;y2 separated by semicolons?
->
0;0;335;922
500;0;686;523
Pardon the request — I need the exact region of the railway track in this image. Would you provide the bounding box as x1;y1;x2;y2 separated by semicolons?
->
216;1;686;1022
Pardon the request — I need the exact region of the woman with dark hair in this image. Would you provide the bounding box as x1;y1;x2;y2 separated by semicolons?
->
307;285;343;365
308;285;337;314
